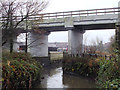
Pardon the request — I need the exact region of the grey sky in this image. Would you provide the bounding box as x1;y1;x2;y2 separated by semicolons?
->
44;0;120;13
48;30;115;45
45;0;118;44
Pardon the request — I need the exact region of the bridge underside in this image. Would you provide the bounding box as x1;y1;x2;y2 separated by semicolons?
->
39;23;115;32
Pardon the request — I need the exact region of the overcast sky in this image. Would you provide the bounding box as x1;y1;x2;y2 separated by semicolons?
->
42;0;119;44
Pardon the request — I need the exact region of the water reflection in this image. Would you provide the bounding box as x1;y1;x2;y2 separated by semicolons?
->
63;74;96;88
36;66;96;88
47;67;67;88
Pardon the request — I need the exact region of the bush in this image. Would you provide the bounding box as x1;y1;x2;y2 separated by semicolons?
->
63;57;99;78
2;52;42;89
2;52;33;63
104;79;120;88
96;57;120;88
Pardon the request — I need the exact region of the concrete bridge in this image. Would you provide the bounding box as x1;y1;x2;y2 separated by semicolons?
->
2;5;120;58
25;7;119;57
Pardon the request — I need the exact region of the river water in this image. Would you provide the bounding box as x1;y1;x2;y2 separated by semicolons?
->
36;64;96;88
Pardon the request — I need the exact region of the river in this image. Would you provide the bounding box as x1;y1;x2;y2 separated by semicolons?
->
36;63;96;88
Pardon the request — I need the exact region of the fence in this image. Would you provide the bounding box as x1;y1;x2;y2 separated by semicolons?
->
63;52;114;60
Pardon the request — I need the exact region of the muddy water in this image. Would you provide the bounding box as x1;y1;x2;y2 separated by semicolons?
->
36;66;96;88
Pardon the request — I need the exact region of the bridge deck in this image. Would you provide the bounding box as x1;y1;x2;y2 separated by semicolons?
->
1;7;119;32
31;7;119;31
35;14;117;31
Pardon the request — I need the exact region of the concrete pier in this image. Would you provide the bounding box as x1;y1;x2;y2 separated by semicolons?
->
2;36;18;52
68;28;85;55
28;31;50;57
13;37;19;51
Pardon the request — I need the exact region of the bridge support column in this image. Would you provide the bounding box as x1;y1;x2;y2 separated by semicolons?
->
13;36;19;51
28;31;50;57
68;29;85;55
2;36;18;52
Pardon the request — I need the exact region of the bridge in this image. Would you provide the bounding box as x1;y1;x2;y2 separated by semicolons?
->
33;7;118;31
2;3;120;58
25;6;119;57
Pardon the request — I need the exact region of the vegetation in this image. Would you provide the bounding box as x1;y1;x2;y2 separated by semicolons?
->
96;34;120;88
63;34;120;88
96;57;120;88
2;52;42;89
63;53;120;88
63;56;99;78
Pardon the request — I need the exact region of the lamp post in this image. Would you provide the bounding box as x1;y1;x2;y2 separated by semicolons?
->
25;17;28;53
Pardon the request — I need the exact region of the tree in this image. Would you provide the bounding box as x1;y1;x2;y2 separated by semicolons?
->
83;36;88;53
90;37;103;52
1;0;48;53
84;37;105;54
107;35;116;54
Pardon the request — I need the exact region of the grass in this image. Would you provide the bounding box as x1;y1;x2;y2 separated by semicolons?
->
49;51;63;61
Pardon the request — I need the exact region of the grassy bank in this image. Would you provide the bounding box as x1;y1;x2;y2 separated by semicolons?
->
2;52;42;89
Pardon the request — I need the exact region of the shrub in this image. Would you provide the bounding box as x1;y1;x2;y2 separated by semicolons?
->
96;57;120;88
2;52;42;89
63;57;99;78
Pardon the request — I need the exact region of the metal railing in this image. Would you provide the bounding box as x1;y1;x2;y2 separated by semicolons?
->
1;7;120;23
31;7;120;20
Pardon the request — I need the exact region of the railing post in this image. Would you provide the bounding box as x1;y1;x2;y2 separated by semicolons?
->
71;11;72;17
96;9;97;15
114;9;115;14
104;9;106;15
56;13;57;19
87;10;88;16
48;14;50;23
79;11;80;17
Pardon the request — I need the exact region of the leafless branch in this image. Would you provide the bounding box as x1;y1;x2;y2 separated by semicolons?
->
1;0;49;46
28;43;44;48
